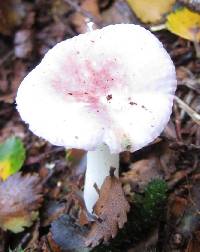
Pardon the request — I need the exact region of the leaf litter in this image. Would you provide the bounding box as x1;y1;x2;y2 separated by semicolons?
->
0;0;200;251
50;169;129;250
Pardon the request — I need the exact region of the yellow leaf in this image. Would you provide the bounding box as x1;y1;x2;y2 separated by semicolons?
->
3;212;38;233
0;160;11;181
126;0;175;24
166;7;200;42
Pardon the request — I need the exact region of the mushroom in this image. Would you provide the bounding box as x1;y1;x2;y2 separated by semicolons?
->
16;24;177;213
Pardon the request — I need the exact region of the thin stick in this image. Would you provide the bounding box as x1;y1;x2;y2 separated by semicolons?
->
150;24;166;32
174;96;200;126
0;50;14;66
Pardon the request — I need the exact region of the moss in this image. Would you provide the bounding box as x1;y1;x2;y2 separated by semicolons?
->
135;179;168;226
127;179;168;238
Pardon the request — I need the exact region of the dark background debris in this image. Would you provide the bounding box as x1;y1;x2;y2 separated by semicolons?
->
0;0;200;251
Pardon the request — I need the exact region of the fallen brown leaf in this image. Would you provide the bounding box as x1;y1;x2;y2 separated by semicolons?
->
69;0;102;33
0;172;43;233
0;0;25;35
186;231;200;252
41;233;61;252
51;0;71;22
126;0;175;24
101;0;138;26
85;170;130;247
121;157;163;193
121;142;178;196
168;194;188;219
66;148;86;176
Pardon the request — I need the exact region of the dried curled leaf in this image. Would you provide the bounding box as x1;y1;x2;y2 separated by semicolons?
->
0;173;43;233
71;0;101;33
126;0;175;24
166;7;200;41
85;172;130;247
0;137;25;181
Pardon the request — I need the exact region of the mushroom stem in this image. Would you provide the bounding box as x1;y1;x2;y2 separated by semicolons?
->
84;143;119;213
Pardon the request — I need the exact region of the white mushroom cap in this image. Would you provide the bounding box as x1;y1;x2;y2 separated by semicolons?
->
16;24;176;153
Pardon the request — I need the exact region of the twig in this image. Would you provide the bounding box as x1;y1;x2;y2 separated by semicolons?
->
194;40;200;59
169;141;200;152
45;236;54;252
178;78;200;93
150;24;166;32
71;192;99;222
186;182;199;214
19;232;31;248
174;96;200;126
173;103;183;141
0;50;14;66
167;167;196;191
180;91;194;120
109;166;116;177
93;182;100;195
26;146;65;165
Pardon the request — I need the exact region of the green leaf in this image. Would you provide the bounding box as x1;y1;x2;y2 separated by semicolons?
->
0;137;25;180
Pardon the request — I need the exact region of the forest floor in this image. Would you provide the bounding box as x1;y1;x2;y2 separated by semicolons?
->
0;1;200;251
